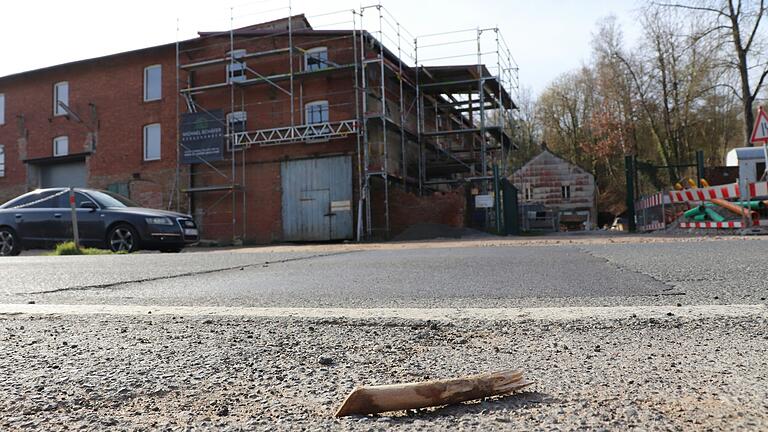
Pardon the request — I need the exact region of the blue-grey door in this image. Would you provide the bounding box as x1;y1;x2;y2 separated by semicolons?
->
281;156;353;241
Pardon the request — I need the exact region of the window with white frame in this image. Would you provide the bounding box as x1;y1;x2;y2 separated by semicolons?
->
226;49;247;83
53;82;69;116
144;65;162;101
305;100;329;124
0;145;5;177
561;184;571;200
53;136;69;157
523;184;533;201
304;47;328;72
143;123;161;161
0;93;5;125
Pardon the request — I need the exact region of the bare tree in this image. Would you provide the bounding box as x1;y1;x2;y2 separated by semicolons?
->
658;0;768;145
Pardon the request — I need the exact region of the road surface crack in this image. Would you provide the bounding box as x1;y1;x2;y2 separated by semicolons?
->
22;251;360;295
576;246;685;296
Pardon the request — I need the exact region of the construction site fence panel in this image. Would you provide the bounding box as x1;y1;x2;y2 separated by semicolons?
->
635;191;672;232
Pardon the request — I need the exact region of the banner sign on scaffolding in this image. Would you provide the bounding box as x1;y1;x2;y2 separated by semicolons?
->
180;110;225;164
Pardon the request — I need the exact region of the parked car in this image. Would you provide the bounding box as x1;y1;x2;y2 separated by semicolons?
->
0;188;199;256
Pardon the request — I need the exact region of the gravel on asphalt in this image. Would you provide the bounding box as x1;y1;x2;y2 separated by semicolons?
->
1;313;766;431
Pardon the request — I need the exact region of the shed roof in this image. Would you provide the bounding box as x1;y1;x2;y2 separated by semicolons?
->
512;149;594;180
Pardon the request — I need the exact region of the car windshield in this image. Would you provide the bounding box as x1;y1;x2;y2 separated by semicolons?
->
86;190;140;208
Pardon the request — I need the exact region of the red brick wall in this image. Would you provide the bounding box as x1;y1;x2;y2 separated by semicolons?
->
0;44;186;209
0;29;433;243
374;183;467;238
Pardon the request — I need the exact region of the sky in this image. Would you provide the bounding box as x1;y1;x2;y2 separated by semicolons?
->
0;0;644;96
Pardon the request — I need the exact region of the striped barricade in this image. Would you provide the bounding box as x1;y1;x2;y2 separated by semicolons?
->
668;183;739;203
635;191;669;232
680;220;768;229
748;181;768;198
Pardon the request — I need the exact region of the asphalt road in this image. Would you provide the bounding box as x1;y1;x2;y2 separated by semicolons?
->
2;238;766;307
1;236;767;430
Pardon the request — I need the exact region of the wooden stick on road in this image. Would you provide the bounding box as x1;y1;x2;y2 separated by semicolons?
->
334;369;532;417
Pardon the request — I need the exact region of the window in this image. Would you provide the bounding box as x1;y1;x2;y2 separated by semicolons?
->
143;123;161;161
305;47;328;71
143;65;162;101
523;184;533;200
305;101;329;124
226;111;247;151
0;145;4;177
53;136;69;157
561;184;571;200
53;82;69;116
226;50;247;83
107;182;130;198
15;190;58;209
227;111;247;134
0;93;5;125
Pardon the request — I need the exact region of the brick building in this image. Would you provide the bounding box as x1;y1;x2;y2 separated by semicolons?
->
0;11;517;243
511;149;597;231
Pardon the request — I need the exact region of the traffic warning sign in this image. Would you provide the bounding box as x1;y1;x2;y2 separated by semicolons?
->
751;106;768;144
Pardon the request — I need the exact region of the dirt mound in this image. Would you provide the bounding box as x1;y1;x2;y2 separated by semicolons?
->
393;223;495;241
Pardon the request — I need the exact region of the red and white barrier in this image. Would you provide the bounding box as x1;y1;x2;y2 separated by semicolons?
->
748;181;768;198
679;220;768;229
642;221;666;231
668;183;739;203
635;192;667;210
679;221;743;229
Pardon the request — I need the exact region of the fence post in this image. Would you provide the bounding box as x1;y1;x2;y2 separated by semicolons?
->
696;150;705;188
625;155;636;232
69;187;80;249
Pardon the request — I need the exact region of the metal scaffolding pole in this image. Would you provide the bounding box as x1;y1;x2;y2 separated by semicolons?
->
398;22;406;187
358;9;372;238
174;18;181;212
377;4;390;237
415;38;423;195
352;11;364;242
230;7;237;243
288;0;295;129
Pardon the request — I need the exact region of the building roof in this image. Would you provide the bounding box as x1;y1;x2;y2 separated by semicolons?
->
726;147;768;166
512;149;594;180
198;14;312;36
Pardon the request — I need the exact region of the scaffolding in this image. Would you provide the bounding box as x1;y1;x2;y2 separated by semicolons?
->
174;1;519;242
175;4;361;242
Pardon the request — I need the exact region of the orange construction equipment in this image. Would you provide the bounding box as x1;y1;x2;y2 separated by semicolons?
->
710;198;758;220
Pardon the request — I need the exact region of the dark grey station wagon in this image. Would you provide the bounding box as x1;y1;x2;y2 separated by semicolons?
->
0;188;199;256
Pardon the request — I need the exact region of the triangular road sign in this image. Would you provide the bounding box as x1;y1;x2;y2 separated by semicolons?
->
751;106;768;144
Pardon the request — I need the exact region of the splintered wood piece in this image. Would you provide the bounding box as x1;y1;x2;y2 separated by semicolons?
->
334;369;531;417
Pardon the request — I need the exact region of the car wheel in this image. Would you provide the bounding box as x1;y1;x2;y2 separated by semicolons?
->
0;228;21;257
108;224;140;253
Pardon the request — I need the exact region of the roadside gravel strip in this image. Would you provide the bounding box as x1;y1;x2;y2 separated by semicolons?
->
0;303;765;321
1;306;766;430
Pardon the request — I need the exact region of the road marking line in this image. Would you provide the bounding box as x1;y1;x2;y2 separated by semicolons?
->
0;304;764;321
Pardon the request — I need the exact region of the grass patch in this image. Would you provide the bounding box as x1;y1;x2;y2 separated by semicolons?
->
48;241;113;256
517;231;548;237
